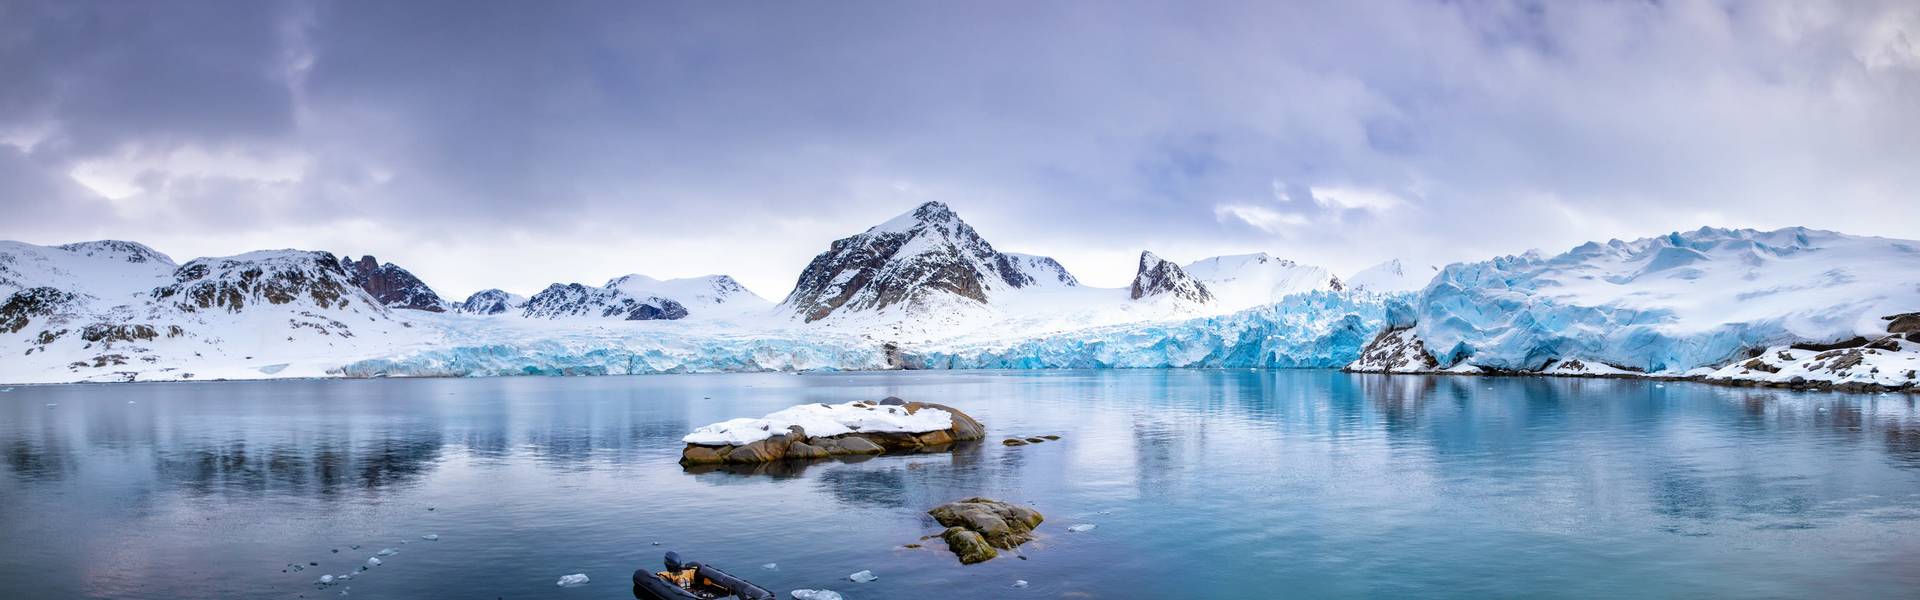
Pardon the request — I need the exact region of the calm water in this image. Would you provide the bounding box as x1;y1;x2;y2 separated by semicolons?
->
3;371;1920;599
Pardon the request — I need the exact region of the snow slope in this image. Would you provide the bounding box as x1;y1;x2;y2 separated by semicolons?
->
1183;252;1342;310
1396;227;1920;373
1345;259;1435;293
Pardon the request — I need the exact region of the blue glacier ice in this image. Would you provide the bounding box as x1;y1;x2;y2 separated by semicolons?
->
913;291;1397;369
1410;227;1920;373
336;333;890;377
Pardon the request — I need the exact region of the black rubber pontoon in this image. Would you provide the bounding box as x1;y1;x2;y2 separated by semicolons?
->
632;551;776;600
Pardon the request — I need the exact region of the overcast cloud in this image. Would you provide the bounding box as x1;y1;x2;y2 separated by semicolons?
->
3;0;1917;299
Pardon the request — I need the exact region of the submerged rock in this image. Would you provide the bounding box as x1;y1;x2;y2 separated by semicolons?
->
927;497;1044;564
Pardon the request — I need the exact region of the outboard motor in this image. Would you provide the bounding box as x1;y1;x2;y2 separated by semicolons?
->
663;551;689;572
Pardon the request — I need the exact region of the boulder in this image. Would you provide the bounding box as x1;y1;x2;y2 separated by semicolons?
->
1886;312;1920;335
940;527;997;564
915;430;956;446
928;497;1044;552
833;436;885;455
785;442;830;460
681;445;729;465
724;434;794;464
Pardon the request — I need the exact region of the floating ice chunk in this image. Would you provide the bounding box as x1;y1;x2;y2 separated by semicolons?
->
1013;580;1030;588
847;570;878;583
761;563;778;571
1067;524;1097;533
317;575;335;585
376;548;398;556
791;590;844;600
420;534;439;541
45;404;56;408
336;572;354;581
556;573;590;587
128;400;136;404
365;557;381;568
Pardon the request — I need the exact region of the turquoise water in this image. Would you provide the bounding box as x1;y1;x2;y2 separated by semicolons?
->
2;371;1918;599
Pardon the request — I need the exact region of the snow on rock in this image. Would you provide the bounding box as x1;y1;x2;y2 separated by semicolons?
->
683;401;954;445
1415;227;1920;373
1129;251;1213;304
1703;336;1919;390
521;283;688;321
1345;259;1437;293
916;291;1393;369
452;289;525;315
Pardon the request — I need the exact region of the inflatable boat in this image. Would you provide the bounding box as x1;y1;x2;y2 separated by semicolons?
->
632;551;776;600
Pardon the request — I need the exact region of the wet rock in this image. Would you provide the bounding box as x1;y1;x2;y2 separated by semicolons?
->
1024;437;1046;443
681;445;729;465
1002;438;1028;446
785;442;830;460
1041;435;1061;440
832;436;885;455
940;527;997;564
928;497;1044;564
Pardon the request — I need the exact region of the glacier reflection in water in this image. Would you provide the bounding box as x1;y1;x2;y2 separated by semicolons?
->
2;371;1918;599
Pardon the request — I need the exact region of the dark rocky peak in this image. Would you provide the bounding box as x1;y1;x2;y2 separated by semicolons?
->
781;201;1070;322
1130;251;1214;303
338;254;446;312
521;283;688;321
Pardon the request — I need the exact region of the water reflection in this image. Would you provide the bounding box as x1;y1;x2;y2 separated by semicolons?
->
1;372;1917;599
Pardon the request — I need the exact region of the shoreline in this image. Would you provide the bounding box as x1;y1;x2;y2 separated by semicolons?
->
6;365;1916;395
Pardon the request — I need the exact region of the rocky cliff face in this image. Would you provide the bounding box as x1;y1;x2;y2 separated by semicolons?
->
521;283;689;321
338;255;446;312
781;201;1073;322
1129;251;1214;303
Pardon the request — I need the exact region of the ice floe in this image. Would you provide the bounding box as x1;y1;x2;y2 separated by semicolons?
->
556;573;590;587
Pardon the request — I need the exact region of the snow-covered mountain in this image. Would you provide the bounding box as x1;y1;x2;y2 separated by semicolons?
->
453;289;526;315
1352;227;1920;375
1345;259;1435;293
780;201;1076;324
1182;252;1342;309
1;243;418;383
521;283;689;321
1129;251;1214;304
338;254;447;312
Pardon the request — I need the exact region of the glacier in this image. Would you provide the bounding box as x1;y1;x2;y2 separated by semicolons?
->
913;291;1397;369
336;330;890;377
1409;227;1920;374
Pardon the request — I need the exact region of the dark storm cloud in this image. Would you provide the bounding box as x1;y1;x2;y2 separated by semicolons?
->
0;0;1917;294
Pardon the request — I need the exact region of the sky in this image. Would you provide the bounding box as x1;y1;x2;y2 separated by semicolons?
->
3;0;1918;301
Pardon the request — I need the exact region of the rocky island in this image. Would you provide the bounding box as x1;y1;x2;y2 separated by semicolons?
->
679;398;985;465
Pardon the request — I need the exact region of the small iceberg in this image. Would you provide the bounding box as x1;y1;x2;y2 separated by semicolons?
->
1013;580;1030;588
365;557;381;568
317;575;336;585
847;570;878;583
791;590;844;600
556;573;590;587
1067;523;1097;533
